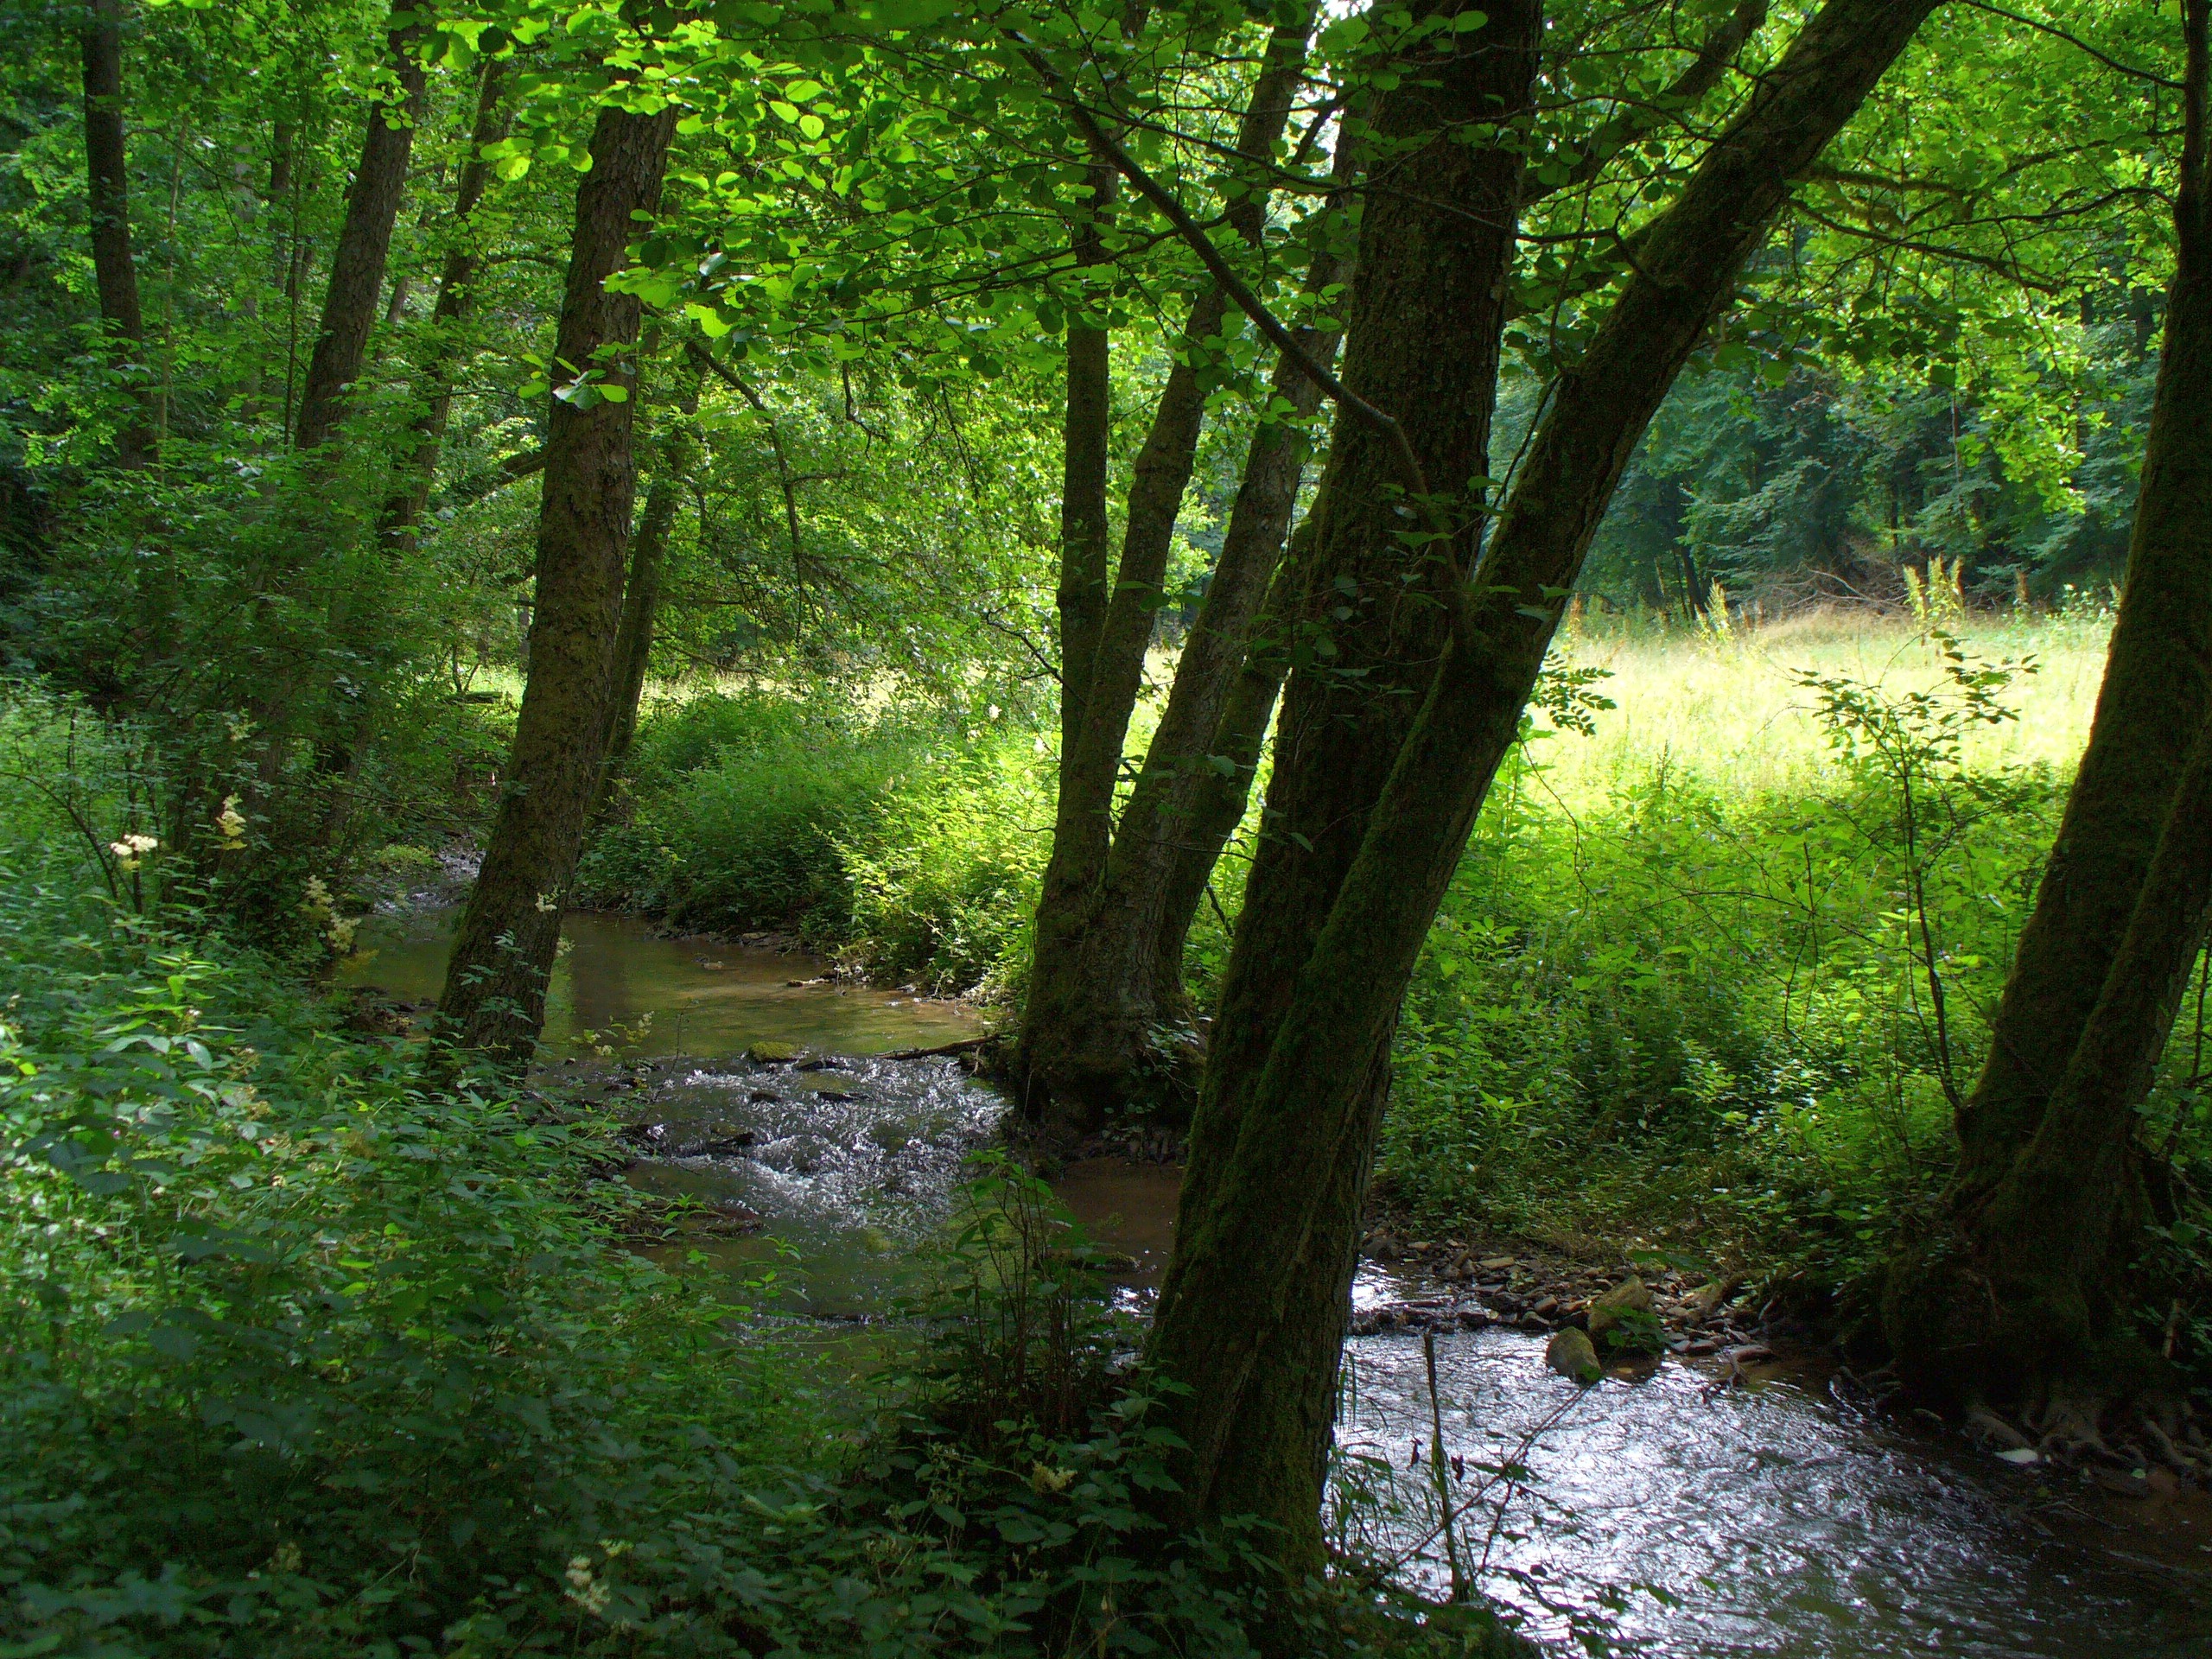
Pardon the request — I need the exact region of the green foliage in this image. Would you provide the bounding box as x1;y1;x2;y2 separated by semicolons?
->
839;741;1051;996
1380;645;2078;1291
580;690;930;932
583;691;1050;995
0;690;1520;1658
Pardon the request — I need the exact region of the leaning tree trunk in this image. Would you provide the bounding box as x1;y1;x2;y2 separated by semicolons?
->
1143;0;1544;1558
1941;0;2212;1207
1019;15;1316;1128
1902;710;2212;1409
436;101;678;1059
1884;0;2212;1409
1144;0;1936;1572
378;59;511;552
293;1;428;452
79;0;151;467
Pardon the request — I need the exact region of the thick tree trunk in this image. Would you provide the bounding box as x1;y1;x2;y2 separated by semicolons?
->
79;0;151;467
1145;0;1936;1569
1146;0;1544;1559
378;60;510;553
1020;17;1314;1126
435;102;677;1060
1943;0;2212;1206
1884;0;2212;1408
293;3;428;453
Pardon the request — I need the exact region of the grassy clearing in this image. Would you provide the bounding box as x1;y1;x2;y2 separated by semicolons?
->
1539;608;2110;798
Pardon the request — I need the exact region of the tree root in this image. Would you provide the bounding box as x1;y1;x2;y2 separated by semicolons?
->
1961;1388;2212;1486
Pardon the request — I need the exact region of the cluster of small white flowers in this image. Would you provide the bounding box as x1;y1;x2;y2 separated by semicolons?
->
563;1554;612;1616
109;832;159;872
562;1540;631;1621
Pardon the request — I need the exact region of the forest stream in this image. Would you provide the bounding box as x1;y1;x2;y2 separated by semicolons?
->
346;920;2212;1658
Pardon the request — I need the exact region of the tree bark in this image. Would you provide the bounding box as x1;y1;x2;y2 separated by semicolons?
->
436;101;678;1059
1144;520;1307;1011
1145;0;1936;1570
1900;713;2212;1406
79;0;151;467
1884;0;2212;1408
378;60;511;553
1147;0;1544;1559
1020;15;1314;1126
293;2;428;453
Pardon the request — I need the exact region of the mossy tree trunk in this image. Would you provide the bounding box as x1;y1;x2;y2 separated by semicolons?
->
1144;0;1939;1569
436;101;677;1060
1019;16;1325;1130
1885;0;2212;1410
294;0;427;453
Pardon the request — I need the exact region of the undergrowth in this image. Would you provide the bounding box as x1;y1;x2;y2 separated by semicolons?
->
0;685;1520;1657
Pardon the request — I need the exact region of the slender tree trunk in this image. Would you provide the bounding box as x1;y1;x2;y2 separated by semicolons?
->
79;0;151;467
435;101;678;1059
1145;0;1934;1569
1055;156;1118;760
293;2;428;452
1144;522;1309;1010
1885;0;2212;1408
597;371;700;811
378;60;510;552
1020;16;1313;1125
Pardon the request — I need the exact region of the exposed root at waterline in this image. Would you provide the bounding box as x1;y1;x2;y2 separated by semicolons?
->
1951;1389;2212;1490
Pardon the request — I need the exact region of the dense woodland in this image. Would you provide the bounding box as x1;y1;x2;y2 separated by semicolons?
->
2;0;2209;1651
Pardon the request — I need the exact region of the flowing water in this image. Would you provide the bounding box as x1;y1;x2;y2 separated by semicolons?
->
347;918;2212;1657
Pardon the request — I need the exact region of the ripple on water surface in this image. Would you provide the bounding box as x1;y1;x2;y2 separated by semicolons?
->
1340;1331;2212;1657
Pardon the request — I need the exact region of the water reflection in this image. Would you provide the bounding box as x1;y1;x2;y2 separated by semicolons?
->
340;908;980;1058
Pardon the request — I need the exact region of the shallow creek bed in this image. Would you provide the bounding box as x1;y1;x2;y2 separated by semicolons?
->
353;924;2212;1658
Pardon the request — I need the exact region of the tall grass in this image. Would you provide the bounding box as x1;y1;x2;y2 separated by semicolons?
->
1377;608;2212;1357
